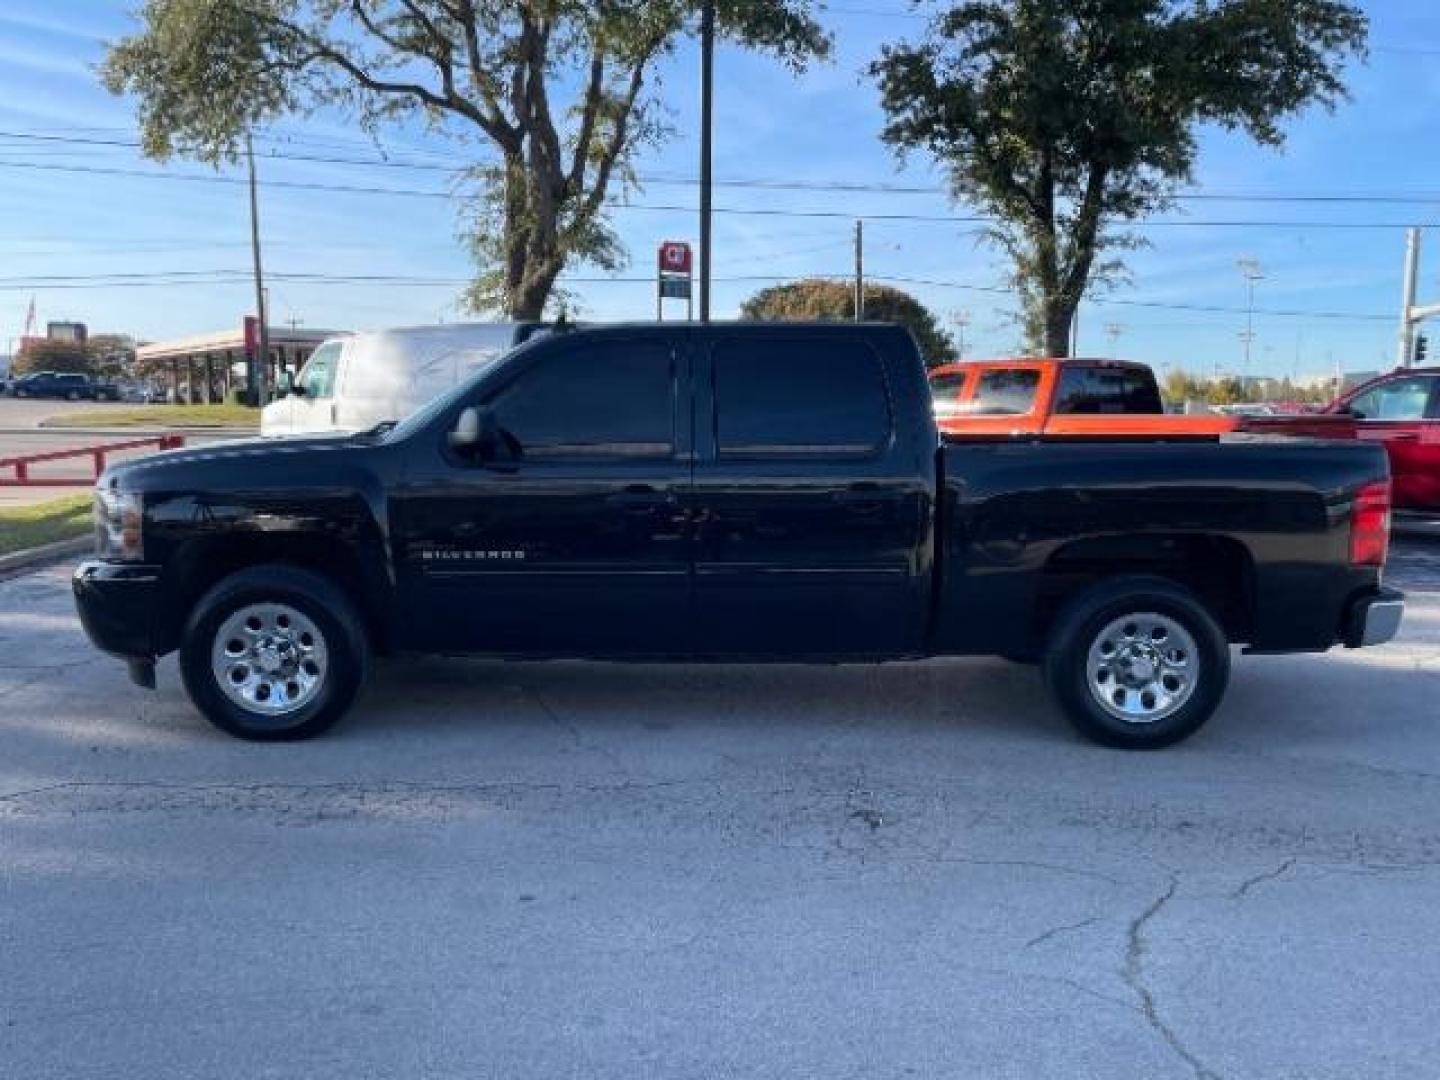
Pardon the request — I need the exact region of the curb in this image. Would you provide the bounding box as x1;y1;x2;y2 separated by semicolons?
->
0;535;90;579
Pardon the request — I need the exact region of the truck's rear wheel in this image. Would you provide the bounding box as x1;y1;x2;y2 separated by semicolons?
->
179;565;368;741
1043;576;1229;749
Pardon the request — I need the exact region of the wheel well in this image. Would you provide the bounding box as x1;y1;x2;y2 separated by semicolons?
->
157;534;385;655
1035;534;1254;645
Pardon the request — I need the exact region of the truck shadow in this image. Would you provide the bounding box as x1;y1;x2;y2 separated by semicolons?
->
354;655;1066;745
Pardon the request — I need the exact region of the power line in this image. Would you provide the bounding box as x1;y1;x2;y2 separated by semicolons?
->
0;266;1397;322
0;159;1427;230
7;129;1440;207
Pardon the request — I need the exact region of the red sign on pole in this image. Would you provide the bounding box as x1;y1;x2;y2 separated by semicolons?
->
658;241;693;275
243;315;259;358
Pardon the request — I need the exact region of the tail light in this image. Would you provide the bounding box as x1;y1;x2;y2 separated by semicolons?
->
1349;480;1391;567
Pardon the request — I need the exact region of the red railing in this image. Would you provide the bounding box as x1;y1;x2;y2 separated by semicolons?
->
0;435;185;487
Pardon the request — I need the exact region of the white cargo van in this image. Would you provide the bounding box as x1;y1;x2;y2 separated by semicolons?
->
261;322;547;436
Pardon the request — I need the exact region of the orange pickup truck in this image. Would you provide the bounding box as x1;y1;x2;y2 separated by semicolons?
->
930;358;1236;438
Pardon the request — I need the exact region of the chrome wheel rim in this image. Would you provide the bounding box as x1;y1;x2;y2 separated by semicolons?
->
1086;612;1198;725
211;603;328;717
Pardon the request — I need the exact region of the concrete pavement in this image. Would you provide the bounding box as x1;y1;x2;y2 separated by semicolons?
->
2;549;1439;1078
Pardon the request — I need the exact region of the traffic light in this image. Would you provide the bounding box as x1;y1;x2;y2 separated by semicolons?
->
1416;334;1429;365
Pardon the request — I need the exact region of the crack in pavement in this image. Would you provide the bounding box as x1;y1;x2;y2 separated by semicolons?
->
1230;857;1297;901
1024;916;1102;950
1123;876;1224;1080
518;682;634;778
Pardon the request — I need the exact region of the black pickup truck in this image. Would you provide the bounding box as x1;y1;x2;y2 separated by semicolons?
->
73;323;1403;748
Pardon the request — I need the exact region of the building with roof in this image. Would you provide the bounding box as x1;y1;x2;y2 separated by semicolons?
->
135;323;343;403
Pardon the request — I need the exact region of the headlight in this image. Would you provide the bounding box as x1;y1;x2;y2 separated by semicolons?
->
94;487;144;562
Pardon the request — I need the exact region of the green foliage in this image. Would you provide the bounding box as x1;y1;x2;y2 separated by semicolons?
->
740;278;956;367
0;495;93;558
14;339;92;376
872;0;1367;356
16;334;137;377
103;1;831;319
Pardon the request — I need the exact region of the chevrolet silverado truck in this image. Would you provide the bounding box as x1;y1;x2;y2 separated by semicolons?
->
74;323;1403;749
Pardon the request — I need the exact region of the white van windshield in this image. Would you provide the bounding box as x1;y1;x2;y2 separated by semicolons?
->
384;337;539;442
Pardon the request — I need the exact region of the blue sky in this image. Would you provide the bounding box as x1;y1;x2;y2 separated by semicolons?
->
1;0;1438;381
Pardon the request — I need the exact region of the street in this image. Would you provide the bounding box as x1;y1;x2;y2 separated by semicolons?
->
0;398;248;506
3;546;1438;1078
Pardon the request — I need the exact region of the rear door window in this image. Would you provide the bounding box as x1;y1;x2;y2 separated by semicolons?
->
1054;367;1164;414
713;337;891;458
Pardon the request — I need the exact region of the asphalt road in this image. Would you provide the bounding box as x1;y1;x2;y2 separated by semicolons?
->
3;547;1439;1079
0;397;118;429
0;398;245;505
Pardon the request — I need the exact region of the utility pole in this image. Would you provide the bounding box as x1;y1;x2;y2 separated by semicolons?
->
1238;257;1263;377
698;0;714;324
246;132;270;404
853;220;864;321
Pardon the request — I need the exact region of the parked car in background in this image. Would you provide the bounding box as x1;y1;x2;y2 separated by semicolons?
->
75;322;1401;749
8;371;120;401
1242;366;1440;516
261;322;553;437
929;358;1236;437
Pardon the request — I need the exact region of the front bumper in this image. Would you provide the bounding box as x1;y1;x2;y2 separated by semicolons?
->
1342;585;1405;648
72;560;163;661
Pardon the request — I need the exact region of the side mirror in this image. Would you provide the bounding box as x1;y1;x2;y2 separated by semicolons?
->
278;371;302;396
449;406;481;449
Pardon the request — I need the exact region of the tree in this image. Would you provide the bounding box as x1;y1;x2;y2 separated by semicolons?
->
103;1;830;319
740;278;956;367
86;334;139;378
13;334;139;378
1161;367;1204;406
14;339;94;377
871;0;1366;357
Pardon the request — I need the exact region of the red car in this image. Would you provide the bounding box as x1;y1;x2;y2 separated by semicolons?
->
1243;367;1440;516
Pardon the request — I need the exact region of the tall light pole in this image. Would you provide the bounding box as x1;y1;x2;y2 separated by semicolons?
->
950;310;970;360
1238;257;1264;378
1105;322;1124;359
698;0;714;324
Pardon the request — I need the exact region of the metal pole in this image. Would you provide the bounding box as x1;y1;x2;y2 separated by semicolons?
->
1399;227;1420;367
698;0;714;324
853;220;864;321
247;133;270;404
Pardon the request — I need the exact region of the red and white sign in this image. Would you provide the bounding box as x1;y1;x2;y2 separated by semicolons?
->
658;241;693;275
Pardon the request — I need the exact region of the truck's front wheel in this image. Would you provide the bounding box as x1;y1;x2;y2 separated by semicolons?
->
1043;576;1229;749
179;565;369;741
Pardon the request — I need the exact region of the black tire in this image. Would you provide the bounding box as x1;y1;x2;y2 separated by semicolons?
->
66;390;80;401
1043;575;1229;750
14;389;27;398
179;564;369;741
